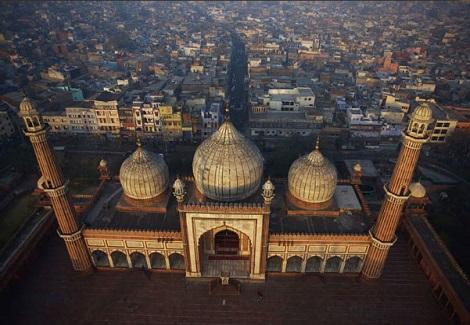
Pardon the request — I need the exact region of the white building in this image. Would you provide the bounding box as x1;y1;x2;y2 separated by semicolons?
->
262;87;315;112
92;93;121;136
66;106;99;133
383;94;410;112
133;99;162;134
201;102;223;139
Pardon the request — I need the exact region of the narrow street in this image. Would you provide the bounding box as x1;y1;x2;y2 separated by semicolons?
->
226;31;248;130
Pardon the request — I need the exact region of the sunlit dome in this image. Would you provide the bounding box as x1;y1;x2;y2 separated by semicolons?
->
119;143;169;200
411;103;432;122
409;182;426;198
288;139;337;205
192;119;264;202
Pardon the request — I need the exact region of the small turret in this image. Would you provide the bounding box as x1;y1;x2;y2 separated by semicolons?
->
19;97;44;133
406;181;430;216
173;176;186;203
406;102;433;139
351;162;362;185
262;177;275;206
409;181;426;198
98;159;110;180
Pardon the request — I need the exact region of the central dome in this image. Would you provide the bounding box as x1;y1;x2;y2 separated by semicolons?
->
119;144;169;200
288;140;337;205
192;120;264;201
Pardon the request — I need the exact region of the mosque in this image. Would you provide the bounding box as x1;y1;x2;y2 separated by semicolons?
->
18;98;433;281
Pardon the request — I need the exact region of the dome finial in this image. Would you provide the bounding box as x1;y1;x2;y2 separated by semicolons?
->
136;137;141;147
315;136;320;150
224;102;230;121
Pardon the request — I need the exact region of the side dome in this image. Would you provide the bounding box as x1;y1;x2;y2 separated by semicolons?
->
192;120;264;201
288;140;337;204
119;144;169;200
412;103;432;122
409;182;426;198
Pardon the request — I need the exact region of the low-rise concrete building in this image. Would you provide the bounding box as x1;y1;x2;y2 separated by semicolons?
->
261;87;315;112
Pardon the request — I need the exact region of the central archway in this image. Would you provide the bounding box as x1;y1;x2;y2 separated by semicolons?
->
214;230;239;255
198;226;251;278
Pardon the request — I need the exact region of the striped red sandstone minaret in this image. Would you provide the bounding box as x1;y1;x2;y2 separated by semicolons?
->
361;102;433;279
19;97;92;272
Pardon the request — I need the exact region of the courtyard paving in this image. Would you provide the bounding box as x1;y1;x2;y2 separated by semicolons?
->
0;235;448;324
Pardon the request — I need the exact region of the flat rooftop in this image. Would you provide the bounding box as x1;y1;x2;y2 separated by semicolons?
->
250;111;312;122
85;182;180;232
344;159;379;178
90;179;370;236
0;235;447;324
273;212;369;234
269;183;370;235
417;166;459;185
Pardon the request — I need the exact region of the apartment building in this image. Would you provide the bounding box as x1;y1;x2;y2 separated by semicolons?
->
66;106;99;133
133;99;162;134
201;102;223;139
93;96;120;135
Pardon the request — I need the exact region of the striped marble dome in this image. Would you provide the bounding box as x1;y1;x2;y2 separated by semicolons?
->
192;120;264;202
119;144;169;200
288;141;337;204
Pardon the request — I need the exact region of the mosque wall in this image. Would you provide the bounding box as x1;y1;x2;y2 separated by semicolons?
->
82;226;370;275
83;229;185;270
266;234;370;273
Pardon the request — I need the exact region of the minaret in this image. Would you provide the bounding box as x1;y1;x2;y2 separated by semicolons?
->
361;102;432;279
173;177;192;276
19;98;92;272
260;178;274;276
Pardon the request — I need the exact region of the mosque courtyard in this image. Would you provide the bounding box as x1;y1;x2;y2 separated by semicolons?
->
0;233;447;325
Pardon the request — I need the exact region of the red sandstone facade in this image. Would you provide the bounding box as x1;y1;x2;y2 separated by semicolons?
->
19;98;92;272
362;105;432;279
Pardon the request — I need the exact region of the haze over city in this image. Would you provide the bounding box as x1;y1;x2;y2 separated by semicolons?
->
0;2;469;324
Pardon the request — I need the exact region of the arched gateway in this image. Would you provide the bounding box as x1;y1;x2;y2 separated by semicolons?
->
198;227;251;278
180;201;269;280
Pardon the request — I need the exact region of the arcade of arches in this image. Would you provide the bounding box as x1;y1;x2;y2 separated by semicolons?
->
90;250;185;270
89;245;365;275
266;255;364;273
